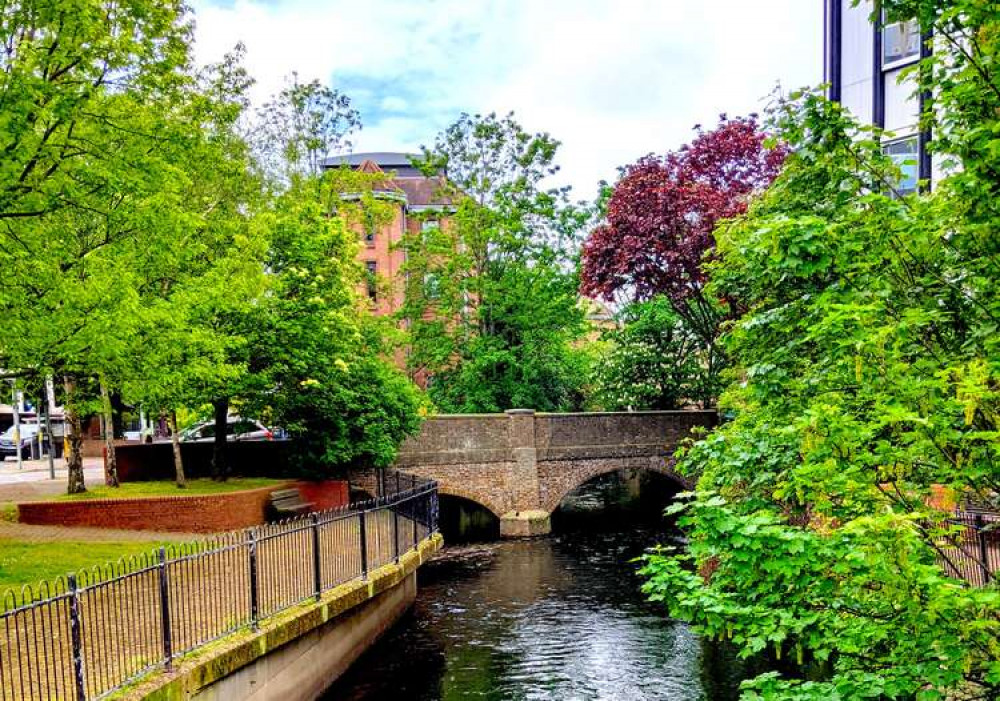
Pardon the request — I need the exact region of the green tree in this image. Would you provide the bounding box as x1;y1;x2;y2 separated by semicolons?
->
254;75;360;181
641;3;1000;698
0;0;232;493
239;169;425;476
119;48;268;487
401;112;589;412
591;297;718;411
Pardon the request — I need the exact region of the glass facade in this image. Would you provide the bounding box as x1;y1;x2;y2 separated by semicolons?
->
883;19;920;67
883;136;919;195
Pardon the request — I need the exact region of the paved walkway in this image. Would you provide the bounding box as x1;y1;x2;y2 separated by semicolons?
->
0;456;104;504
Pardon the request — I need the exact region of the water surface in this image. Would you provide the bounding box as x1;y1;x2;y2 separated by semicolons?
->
323;472;751;700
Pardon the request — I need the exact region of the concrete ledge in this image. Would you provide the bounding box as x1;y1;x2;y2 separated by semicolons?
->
118;533;443;700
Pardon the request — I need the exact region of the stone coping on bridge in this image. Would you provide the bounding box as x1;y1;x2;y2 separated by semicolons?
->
420;409;718;418
118;533;443;701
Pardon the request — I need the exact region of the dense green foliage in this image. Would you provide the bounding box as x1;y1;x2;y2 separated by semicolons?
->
591;297;720;411
642;3;1000;698
241;172;424;476
0;2;423;489
400;112;590;413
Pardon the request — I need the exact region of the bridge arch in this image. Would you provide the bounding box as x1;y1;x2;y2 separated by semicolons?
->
436;482;506;519
539;460;691;515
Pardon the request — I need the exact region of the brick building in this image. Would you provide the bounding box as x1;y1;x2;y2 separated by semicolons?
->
320;152;452;316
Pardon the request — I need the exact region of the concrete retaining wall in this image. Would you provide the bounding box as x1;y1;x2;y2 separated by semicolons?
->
127;534;443;701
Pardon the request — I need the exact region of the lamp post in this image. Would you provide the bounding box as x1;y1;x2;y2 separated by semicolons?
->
43;383;56;479
10;382;22;471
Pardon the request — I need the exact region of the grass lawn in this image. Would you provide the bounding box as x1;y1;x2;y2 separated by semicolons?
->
0;538;171;599
56;477;285;501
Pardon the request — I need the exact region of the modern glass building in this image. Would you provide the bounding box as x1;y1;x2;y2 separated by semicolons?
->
823;0;934;193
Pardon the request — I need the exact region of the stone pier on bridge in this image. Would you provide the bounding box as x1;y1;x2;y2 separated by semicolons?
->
352;410;717;537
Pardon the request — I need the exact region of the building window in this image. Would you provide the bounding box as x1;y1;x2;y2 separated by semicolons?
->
883;18;920;68
365;261;377;301
883;136;919;196
363;210;377;246
421;219;439;233
423;272;441;299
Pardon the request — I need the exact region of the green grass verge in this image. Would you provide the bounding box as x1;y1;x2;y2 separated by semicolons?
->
56;477;285;501
0;539;170;600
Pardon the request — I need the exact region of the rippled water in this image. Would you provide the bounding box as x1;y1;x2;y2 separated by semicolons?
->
323;472;752;700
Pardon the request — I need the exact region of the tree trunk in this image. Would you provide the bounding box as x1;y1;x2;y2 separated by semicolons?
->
99;378;119;487
211;397;229;481
169;410;186;488
63;376;86;494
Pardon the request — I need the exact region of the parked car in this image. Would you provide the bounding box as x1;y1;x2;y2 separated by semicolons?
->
180;417;273;443
0;423;41;459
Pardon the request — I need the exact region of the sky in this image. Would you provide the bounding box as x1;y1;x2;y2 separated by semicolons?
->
190;0;824;200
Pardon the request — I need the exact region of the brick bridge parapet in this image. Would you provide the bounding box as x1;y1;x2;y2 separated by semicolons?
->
350;410;717;537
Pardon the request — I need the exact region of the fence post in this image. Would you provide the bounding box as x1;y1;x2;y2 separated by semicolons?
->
311;513;322;601
412;493;419;548
393;498;400;564
975;514;992;584
67;574;87;701
157;547;173;670
248;530;259;629
359;509;369;580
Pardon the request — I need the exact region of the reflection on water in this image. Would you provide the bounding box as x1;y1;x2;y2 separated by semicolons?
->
323;471;752;701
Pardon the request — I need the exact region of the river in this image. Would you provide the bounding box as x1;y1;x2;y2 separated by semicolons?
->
322;471;756;700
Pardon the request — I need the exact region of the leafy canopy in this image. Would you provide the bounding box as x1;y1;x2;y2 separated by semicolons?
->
401;112;590;413
590;297;721;411
641;2;1000;698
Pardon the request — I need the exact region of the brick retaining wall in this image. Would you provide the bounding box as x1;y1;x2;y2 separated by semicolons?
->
17;480;349;533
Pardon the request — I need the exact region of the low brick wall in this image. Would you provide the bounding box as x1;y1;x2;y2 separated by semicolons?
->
18;484;289;533
16;480;349;533
296;480;350;511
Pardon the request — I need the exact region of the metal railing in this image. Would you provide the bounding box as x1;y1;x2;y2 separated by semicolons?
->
0;471;439;701
937;510;999;588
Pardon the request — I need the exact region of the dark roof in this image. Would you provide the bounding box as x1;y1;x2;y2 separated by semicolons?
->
393;176;451;207
323;152;451;208
321;151;419;169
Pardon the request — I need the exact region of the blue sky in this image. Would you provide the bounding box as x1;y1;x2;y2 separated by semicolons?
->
191;0;823;199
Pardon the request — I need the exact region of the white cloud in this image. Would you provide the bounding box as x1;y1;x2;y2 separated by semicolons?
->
190;0;823;198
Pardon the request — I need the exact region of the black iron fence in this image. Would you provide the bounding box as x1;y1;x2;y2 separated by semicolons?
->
0;471;438;701
937;510;999;588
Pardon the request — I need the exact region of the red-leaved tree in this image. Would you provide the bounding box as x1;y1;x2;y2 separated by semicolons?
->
581;115;786;340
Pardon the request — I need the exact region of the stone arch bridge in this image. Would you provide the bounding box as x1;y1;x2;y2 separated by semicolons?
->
350;410;716;537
